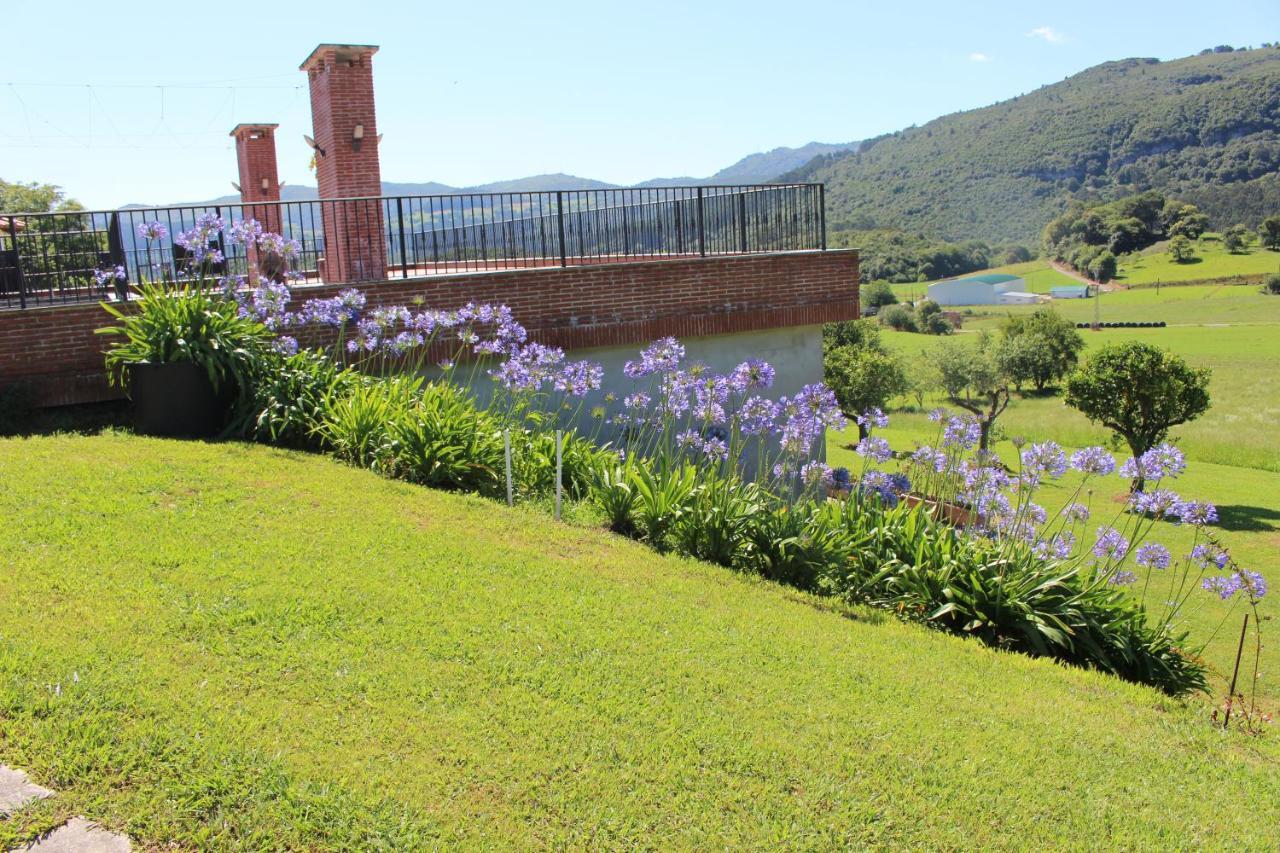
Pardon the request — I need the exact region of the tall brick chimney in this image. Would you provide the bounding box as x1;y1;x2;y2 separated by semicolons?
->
230;122;282;234
301;43;386;283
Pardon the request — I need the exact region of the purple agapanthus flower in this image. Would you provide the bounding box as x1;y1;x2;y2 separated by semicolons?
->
855;436;892;463
1069;446;1115;476
856;407;890;431
728;359;775;392
1021;441;1067;478
1093;526;1129;561
1135;543;1172;570
801;460;835;489
1190;544;1230;570
1109;571;1139;586
942;416;981;449
623;337;684;377
136;220;168;241
1061;502;1090;522
1129;489;1181;516
1170;500;1218;526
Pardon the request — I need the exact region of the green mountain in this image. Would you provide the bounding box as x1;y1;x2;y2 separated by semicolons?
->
784;46;1280;244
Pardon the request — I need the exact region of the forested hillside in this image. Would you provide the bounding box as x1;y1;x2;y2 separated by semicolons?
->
786;47;1280;244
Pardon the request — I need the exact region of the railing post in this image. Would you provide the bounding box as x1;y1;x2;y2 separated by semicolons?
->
696;187;706;257
556;191;567;267
738;193;748;253
819;184;827;251
396;198;409;279
7;216;26;309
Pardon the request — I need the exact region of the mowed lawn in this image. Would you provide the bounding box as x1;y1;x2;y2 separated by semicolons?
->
837;283;1280;706
1;435;1278;849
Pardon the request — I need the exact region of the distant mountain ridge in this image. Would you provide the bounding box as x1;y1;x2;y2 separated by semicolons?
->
783;46;1280;244
128;143;860;208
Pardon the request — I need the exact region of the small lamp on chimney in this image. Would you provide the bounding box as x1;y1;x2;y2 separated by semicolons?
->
352;123;365;151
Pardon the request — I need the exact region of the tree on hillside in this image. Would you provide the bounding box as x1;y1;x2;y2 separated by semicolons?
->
1089;251;1117;283
930;334;1011;451
1167;204;1209;239
1064;342;1211;490
1223;224;1251;253
1168;234;1196;263
1000;309;1085;392
1261;216;1280;251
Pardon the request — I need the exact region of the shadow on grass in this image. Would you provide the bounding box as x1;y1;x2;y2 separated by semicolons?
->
1214;504;1280;533
0;395;132;439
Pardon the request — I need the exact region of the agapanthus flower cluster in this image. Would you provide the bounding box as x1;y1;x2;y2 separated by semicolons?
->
93;265;127;287
1202;571;1267;601
1120;442;1187;482
1092;526;1130;561
174;213;226;263
1069;446;1116;476
135;220;168;242
942;415;981;449
1021;441;1067;478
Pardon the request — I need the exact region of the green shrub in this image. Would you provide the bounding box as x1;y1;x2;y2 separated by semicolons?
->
862;280;899;311
630;461;700;551
743;500;857;589
879;303;919;332
232;349;359;449
315;376;420;469
383;382;506;496
1263;273;1280;295
672;476;763;568
591;459;640;536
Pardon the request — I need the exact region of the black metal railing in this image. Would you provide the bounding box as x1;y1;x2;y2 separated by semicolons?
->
0;183;826;309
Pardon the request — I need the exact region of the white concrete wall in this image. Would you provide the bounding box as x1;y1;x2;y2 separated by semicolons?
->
440;324;827;460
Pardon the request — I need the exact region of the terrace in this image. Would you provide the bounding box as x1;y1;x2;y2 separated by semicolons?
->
0;183;827;308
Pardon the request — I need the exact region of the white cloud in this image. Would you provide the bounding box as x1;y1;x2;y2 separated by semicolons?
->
1027;26;1065;43
969;52;991;62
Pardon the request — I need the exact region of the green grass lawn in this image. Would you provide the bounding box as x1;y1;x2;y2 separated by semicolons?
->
1117;238;1280;286
1;434;1278;849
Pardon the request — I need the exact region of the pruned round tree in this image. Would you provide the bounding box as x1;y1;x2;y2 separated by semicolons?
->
1064;341;1211;489
824;345;908;438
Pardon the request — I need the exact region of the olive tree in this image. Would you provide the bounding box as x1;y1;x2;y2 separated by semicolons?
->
930;334;1011;451
1000;309;1085;392
1064;341;1211;490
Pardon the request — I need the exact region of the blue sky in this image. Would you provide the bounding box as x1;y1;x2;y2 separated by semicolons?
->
3;0;1275;208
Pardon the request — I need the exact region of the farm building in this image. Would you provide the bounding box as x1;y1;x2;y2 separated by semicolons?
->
997;291;1041;305
1051;285;1092;299
927;273;1023;305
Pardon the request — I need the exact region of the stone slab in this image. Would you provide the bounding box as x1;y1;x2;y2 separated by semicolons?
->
14;818;131;853
0;766;53;816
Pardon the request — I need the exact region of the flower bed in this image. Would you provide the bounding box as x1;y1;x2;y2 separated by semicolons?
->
95;219;1269;702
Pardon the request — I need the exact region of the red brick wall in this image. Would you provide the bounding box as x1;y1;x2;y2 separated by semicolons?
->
302;45;386;283
0;249;858;406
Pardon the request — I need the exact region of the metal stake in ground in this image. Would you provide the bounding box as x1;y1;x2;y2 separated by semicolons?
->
504;429;513;507
555;430;563;521
1223;612;1249;730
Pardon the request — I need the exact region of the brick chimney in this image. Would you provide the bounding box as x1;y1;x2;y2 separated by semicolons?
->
230;122;282;232
301;43;386;283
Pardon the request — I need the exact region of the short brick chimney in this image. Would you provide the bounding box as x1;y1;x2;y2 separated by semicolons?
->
230;123;282;231
301;43;386;283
